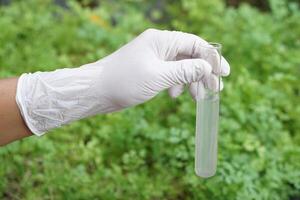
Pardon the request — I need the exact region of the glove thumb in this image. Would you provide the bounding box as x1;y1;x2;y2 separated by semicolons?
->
158;59;212;90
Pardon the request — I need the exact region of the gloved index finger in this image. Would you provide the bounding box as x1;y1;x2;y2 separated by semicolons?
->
159;31;230;76
161;30;208;59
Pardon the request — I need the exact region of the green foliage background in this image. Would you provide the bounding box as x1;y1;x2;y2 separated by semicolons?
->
0;0;299;199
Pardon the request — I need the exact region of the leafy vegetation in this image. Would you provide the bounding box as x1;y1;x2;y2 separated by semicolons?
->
0;0;299;199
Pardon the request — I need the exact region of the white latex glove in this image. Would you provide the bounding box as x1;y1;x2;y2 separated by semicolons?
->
16;29;230;136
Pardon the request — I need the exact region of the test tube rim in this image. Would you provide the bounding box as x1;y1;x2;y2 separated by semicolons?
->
199;42;222;50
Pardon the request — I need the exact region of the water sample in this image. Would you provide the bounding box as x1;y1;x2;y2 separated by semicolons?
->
195;94;219;177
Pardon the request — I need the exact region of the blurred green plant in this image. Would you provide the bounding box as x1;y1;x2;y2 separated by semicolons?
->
0;0;299;199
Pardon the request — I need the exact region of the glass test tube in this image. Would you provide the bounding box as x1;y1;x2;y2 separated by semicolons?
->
195;43;221;178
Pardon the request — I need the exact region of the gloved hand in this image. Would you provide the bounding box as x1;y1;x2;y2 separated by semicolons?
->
16;29;230;136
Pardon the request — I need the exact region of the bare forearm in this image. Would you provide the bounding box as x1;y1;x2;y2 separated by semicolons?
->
0;77;32;146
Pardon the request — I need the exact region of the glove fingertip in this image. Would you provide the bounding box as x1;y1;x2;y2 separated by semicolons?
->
188;82;197;101
168;85;184;98
221;57;230;76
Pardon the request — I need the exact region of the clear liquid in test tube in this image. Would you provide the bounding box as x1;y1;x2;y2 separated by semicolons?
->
195;43;221;178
